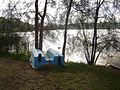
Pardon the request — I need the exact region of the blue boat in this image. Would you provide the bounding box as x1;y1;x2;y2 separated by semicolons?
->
29;48;64;69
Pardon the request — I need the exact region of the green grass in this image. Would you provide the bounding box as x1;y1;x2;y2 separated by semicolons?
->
0;59;120;90
10;53;29;61
0;52;29;61
39;63;120;90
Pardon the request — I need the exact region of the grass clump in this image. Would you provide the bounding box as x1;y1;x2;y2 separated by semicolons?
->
10;52;29;61
0;52;29;61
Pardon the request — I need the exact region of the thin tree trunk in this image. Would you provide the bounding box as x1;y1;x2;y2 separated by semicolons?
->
62;0;73;59
35;0;39;49
90;0;104;65
90;7;99;65
39;0;48;51
81;13;91;63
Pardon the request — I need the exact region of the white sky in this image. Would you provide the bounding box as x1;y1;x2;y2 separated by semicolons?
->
0;0;60;25
0;0;57;15
0;0;120;23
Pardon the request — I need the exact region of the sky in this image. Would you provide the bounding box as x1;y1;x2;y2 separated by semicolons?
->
0;0;57;24
0;0;120;23
0;0;58;15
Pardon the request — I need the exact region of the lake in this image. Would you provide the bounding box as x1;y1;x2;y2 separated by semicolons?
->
19;29;120;65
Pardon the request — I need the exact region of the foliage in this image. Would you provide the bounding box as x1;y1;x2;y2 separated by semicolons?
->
0;52;29;61
44;30;59;43
99;29;120;57
0;17;34;32
10;52;29;61
0;17;31;56
65;0;120;65
0;32;29;55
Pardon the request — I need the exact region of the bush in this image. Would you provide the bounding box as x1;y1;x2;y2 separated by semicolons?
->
0;52;30;61
0;33;29;54
11;52;29;61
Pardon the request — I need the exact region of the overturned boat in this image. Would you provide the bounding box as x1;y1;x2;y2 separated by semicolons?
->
106;53;120;69
108;56;120;69
29;48;64;69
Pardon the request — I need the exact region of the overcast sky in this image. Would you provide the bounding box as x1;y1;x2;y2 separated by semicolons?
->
0;0;120;23
0;0;58;16
0;0;59;24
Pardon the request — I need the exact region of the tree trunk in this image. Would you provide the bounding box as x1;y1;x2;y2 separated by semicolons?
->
62;0;73;60
90;7;99;65
90;0;105;65
39;0;48;51
35;0;39;49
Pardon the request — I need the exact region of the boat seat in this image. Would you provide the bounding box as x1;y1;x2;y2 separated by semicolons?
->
45;48;58;61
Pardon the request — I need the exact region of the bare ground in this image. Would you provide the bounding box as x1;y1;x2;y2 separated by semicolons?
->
0;58;120;90
0;58;62;90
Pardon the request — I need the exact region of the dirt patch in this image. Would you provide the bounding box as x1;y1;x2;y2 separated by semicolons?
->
0;58;120;90
0;58;59;90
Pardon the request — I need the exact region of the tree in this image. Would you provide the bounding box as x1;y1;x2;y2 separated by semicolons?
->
90;0;105;65
67;0;120;65
62;0;73;59
0;0;32;54
67;0;106;65
39;0;48;51
34;0;56;51
35;0;39;48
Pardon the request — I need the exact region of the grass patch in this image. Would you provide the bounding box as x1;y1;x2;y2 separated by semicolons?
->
0;52;29;61
0;59;120;90
36;62;120;90
10;53;29;61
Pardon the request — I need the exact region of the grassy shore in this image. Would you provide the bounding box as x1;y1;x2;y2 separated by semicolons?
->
0;58;120;90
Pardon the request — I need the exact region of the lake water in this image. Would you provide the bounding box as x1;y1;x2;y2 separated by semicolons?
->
19;29;120;65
